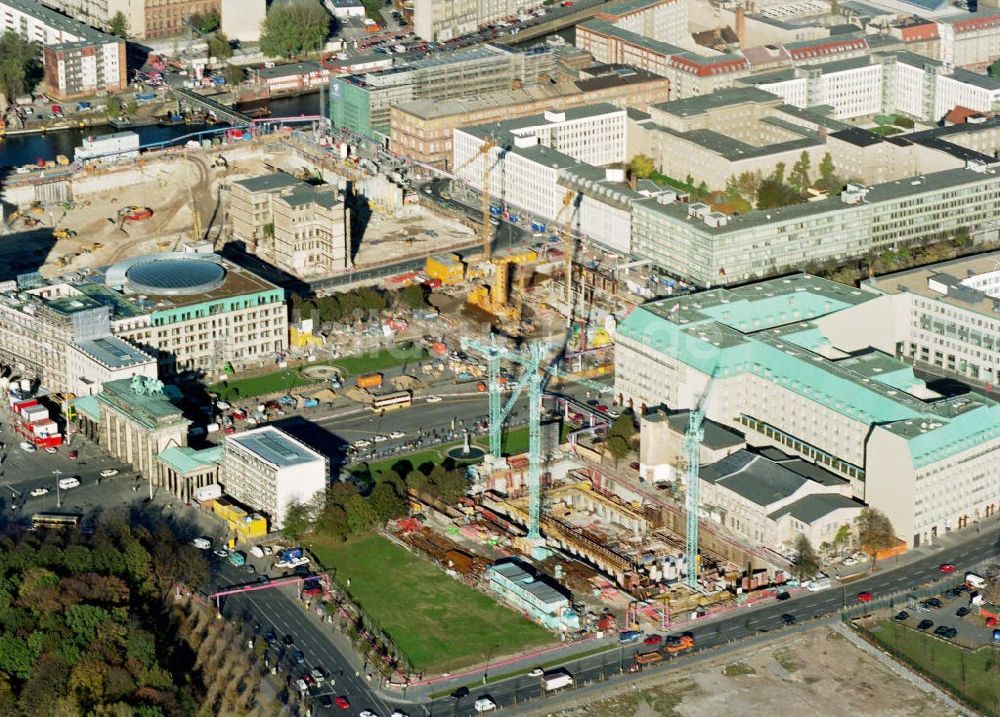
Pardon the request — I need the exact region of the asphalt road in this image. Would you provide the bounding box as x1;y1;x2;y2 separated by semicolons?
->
202;519;1000;717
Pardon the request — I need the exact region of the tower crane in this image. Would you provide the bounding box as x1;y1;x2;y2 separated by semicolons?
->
453;137;498;261
685;371;716;589
553;189;576;322
462;335;611;540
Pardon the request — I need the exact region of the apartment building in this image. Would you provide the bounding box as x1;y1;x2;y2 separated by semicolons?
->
1;0;126;99
230;173;351;278
330;44;555;137
938;8;1000;67
41;0;219;38
0;280;153;393
614;273;1000;547
222;426;328;529
628;165;1000;287
389;67;671;168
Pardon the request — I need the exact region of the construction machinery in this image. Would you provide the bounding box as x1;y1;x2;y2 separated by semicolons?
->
461;335;611;540
52;228;77;240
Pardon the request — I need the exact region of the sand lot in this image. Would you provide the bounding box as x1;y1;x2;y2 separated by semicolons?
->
542;628;958;717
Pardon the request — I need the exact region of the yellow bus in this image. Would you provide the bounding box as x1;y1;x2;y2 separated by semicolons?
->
31;513;80;530
372;390;412;413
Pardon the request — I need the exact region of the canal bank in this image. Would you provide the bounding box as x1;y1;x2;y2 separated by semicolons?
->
0;92;327;169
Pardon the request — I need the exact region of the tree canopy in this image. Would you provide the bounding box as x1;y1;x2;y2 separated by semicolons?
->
108;11;128;38
0;515;214;715
628;154;655;179
260;0;331;59
207;31;233;60
190;10;221;34
0;31;41;103
793;533;820;580
855;507;897;570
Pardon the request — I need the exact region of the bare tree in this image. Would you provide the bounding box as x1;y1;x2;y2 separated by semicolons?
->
793;533;820;580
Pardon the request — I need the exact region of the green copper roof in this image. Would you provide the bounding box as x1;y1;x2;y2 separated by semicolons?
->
158;445;223;474
619;273;1000;466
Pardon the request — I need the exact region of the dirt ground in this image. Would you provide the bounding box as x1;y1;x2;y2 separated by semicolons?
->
545;628;958;717
2;142;473;279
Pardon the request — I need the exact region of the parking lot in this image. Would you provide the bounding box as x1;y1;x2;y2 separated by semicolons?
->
892;579;997;648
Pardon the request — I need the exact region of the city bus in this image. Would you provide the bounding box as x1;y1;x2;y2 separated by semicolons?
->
371;390;412;413
31;513;80;530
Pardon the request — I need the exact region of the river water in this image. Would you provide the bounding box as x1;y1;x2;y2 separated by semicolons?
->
0;92;325;169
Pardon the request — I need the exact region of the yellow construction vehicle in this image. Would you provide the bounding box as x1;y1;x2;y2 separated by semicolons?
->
53;228;77;240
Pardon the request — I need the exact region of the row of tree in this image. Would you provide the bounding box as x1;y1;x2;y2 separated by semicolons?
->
290;284;429;325
285;461;470;542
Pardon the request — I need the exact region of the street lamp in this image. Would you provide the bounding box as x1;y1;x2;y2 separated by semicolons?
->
483;643;498;685
52;469;63;508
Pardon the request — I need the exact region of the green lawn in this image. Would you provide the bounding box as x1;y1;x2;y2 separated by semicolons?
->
311;535;553;672
868;621;1000;714
209;345;426;401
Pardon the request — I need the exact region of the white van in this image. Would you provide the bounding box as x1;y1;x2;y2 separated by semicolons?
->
58;476;81;490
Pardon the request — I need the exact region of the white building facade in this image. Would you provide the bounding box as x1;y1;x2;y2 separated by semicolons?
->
221;427;328;529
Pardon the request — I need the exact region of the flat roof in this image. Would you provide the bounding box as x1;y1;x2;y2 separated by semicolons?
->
650;87;780;118
865;249;1000;319
75;336;153;369
227;426;324;468
489;561;568;606
460;102;623;137
233;172;303;193
252;61;323;79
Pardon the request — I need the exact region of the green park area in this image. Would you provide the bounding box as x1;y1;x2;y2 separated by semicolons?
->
209;344;425;401
310;534;553;672
868;621;1000;714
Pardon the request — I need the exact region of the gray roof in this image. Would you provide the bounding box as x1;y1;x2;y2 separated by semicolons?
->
280;185;342;209
2;0;118;48
949;67;1000;91
651;87;780;118
768;493;862;523
75;336;153;369
780;459;849;488
227;426;324;468
462;102;623;136
661;411;745;449
655;125;819;161
233;173;303;193
801;55;873;75
701;450;811;506
489;561;569;607
252;61;322;79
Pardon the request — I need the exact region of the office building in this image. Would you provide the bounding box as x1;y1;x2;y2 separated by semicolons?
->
414;0;545;41
389;67;671;168
614;273;1000;547
739;51;1000;123
453;104;629;223
221;426;328;529
628;165;1000;287
857;251;1000;387
0;279;154;394
0;0;126;99
330;44;556;137
230;174;351;278
593;0;688;47
639;409;744;483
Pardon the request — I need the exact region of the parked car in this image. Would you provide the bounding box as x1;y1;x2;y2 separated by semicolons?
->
191;537;211;550
857;591;873;603
20;442;36;452
450;686;469;700
643;634;662;646
894;611;909;621
916;619;934;631
100;469;119;478
58;477;80;490
29;487;49;497
956;606;970;617
426;395;443;403
776;591;791;602
45;446;57;454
